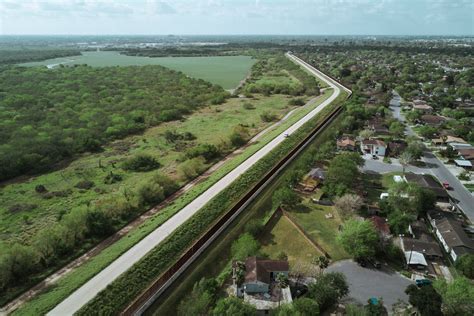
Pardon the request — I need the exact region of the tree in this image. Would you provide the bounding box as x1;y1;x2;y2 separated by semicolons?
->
433;277;474;316
178;157;207;180
137;181;165;206
231;233;259;260
272;187;300;208
212;297;256;316
406;140;424;160
399;151;413;174
389;121;405;138
122;154;161;172
417;126;437;139
405;284;442;316
334;194;364;218
85;210;115;238
337;219;379;259
365;298;387;316
313;255;329;274
388;210;415;235
293;298;319;316
177;278;218;316
276;272;289;307
455;254;474;279
359;129;374;140
324;153;364;197
308;272;349;311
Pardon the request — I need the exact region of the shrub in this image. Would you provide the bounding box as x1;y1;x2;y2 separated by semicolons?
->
75;180;95;190
242;102;255;110
104;171;123;184
289;97;305;106
137;182;165;206
179;157;207;180
85;210;115;238
122;154;161;172
260;111;278;122
186;143;220;161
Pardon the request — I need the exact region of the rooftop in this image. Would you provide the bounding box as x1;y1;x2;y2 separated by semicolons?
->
244;257;289;285
436;217;474;250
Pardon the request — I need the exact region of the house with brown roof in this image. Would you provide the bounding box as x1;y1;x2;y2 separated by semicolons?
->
420;114;446;126
412;103;433;113
387;140;407;157
458;148;474;161
433;217;474;262
361;139;386;157
366;118;389;135
370;216;391;241
235;257;289;295
405;173;449;202
337;136;356;151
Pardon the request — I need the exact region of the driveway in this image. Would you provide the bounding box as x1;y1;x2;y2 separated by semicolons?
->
362;155;427;174
327;260;412;309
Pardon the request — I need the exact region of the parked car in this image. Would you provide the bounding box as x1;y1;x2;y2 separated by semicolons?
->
442;182;452;190
416;279;432;287
372;154;378;160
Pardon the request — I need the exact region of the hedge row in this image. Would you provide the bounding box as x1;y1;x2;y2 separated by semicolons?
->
77;91;348;316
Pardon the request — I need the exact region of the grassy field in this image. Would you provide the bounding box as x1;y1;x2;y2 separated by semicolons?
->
11;89;335;315
19;51;255;89
260;213;322;265
287;198;349;261
0;93;313;248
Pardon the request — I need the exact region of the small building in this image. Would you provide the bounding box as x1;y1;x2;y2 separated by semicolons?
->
366;118;390;135
458;148;474;161
454;159;472;169
361;139;386;157
337;136;356;151
387;140;407;157
370;215;391;241
299;167;326;192
240;257;289;294
412;103;433;113
420;114;446;126
404;250;428;269
445;136;467;145
433;217;474;262
405;173;449;202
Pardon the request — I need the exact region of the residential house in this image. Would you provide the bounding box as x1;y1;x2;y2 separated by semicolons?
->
366;118;389;135
432;217;474;262
236;257;289;295
405;173;449;202
387;140;407;157
412;102;433;114
337;136;356;151
361;139;386;157
299;167;326;192
404;250;428;270
370;215;391;242
402;220;443;262
454;159;472;169
458;148;474;161
420;114;446;126
445;136;467;145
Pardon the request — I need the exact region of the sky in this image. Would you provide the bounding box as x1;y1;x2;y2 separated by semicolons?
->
0;0;473;36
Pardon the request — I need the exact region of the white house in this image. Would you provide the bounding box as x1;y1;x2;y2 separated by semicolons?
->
361;139;387;157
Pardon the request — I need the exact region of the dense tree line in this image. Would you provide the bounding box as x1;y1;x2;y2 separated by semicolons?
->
0;65;228;181
241;54;321;96
0;49;81;64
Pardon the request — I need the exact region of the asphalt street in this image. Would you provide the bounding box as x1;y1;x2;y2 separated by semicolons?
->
327;260;412;309
47;54;346;315
389;92;474;222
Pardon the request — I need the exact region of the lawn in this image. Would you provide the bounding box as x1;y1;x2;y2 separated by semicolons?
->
287;198;350;261
19;51;255;89
260;212;321;266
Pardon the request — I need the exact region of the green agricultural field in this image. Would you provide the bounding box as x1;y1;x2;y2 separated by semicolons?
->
287;198;350;261
19;51;255;89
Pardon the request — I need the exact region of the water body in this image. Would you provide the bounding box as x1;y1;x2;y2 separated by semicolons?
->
19;51;255;90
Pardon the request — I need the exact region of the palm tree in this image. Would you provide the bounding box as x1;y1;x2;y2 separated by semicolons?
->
399;151;413;175
275;272;289;307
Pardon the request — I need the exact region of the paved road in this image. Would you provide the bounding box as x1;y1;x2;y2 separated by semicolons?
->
328;260;412;309
389;92;474;222
48;54;347;315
